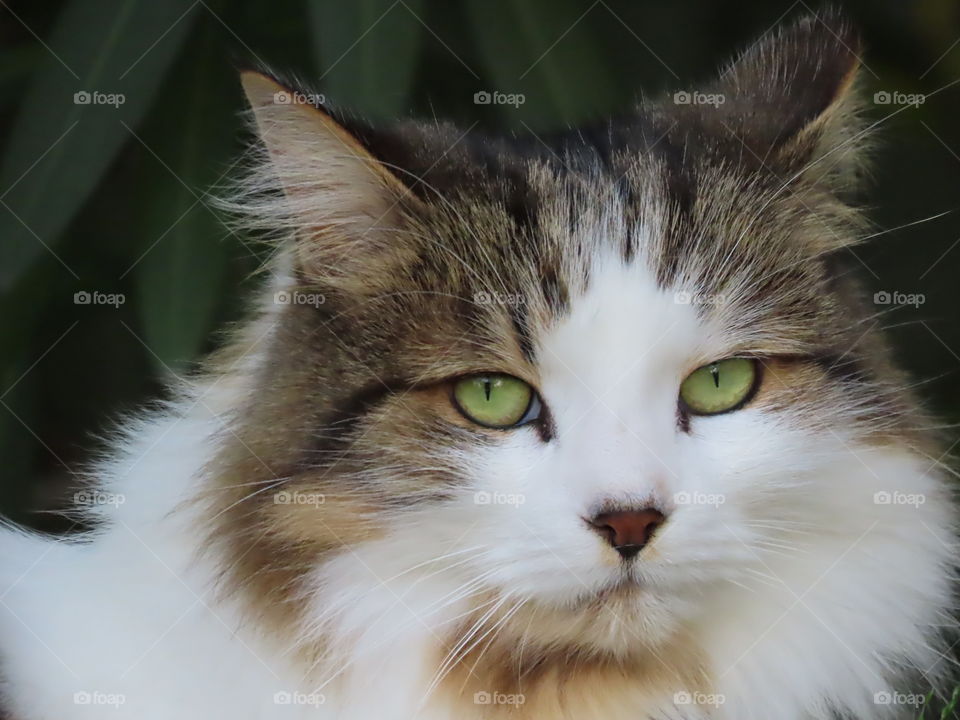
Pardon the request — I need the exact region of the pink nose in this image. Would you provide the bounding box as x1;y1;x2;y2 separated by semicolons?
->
588;508;666;560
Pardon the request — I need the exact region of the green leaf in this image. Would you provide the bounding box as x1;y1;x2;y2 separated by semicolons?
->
0;339;41;521
940;685;959;720
0;0;200;292
309;0;425;118
133;27;237;375
0;45;43;100
465;0;622;130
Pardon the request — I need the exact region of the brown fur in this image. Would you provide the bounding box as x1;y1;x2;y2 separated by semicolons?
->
194;9;948;705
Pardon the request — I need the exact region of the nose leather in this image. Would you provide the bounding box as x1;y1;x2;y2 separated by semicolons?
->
588;508;666;559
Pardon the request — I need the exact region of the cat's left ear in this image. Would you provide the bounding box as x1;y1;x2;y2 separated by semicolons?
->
239;71;420;290
686;11;866;192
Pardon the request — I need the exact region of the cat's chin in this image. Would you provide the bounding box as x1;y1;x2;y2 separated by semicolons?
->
569;564;663;607
599;572;647;597
565;575;646;610
480;580;685;663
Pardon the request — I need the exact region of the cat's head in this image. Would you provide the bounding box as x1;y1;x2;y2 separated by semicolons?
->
211;11;947;680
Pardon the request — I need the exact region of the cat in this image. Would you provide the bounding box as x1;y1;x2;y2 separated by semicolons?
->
0;10;956;720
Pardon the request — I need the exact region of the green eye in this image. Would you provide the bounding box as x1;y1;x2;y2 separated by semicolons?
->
452;374;538;428
679;358;759;415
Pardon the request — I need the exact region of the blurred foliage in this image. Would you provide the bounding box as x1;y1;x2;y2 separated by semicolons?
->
1;0;960;530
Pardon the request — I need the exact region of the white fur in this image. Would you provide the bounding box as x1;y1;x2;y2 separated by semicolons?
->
0;249;954;720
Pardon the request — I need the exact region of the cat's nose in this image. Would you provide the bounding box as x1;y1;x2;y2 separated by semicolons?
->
587;508;666;560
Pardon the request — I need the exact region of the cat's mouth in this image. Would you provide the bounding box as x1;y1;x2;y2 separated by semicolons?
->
590;573;645;606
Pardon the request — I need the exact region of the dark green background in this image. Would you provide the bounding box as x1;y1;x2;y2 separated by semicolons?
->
2;0;959;529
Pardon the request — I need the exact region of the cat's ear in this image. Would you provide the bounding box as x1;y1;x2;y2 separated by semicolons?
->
239;71;418;287
695;12;866;191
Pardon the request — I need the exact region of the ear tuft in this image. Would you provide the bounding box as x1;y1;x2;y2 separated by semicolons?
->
716;10;861;141
725;11;866;189
235;71;417;289
657;10;869;194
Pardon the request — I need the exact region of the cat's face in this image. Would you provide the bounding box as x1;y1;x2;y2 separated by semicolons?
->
215;15;935;663
275;165;915;657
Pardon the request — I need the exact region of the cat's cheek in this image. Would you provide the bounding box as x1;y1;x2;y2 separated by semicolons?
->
648;409;833;585
459;455;663;603
450;439;607;596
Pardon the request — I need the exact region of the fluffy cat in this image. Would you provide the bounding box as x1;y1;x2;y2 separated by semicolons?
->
0;11;956;720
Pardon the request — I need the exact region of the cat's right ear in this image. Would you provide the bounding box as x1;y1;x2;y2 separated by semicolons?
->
653;12;868;196
711;11;866;190
239;71;419;287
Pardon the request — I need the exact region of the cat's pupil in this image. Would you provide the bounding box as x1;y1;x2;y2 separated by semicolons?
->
710;365;720;388
483;378;492;401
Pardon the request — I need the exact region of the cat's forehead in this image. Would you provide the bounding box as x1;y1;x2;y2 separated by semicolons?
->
237;11;869;382
536;249;703;397
428;155;848;368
